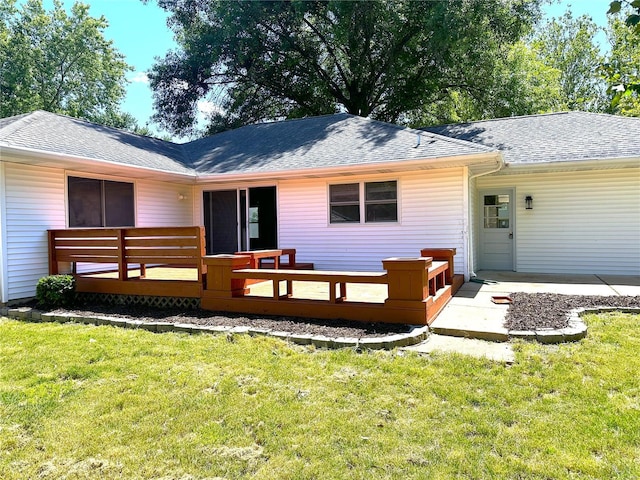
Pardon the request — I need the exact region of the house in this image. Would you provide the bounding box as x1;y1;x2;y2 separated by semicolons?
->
424;112;640;276
0;110;638;303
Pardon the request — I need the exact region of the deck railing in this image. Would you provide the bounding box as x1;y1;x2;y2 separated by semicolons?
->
48;226;206;298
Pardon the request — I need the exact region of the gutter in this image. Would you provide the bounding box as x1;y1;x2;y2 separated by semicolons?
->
494;156;640;174
193;152;503;184
0;162;7;303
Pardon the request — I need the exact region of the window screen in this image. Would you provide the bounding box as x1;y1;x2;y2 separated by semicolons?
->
68;176;134;228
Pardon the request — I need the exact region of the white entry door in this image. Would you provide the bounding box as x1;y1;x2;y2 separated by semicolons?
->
479;190;514;270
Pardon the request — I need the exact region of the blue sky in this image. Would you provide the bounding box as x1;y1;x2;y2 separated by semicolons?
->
43;0;614;136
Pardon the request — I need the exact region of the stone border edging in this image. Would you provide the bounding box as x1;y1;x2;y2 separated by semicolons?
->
508;307;640;344
0;306;429;351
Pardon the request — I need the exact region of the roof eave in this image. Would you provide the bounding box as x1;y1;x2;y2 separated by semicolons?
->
194;151;502;184
0;144;196;184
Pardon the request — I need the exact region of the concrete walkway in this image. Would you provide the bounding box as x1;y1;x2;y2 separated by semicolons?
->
403;334;516;363
415;271;640;362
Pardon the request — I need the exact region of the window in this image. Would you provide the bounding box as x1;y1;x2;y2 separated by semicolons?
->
329;183;360;223
329;181;398;224
483;194;509;228
365;181;397;222
68;176;135;227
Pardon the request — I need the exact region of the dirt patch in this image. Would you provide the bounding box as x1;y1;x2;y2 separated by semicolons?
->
504;293;640;331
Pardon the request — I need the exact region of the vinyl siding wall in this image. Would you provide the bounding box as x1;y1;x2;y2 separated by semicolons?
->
476;166;640;275
195;169;468;273
277;168;468;273
2;161;193;301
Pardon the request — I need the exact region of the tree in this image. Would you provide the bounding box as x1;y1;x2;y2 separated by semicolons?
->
149;0;543;136
604;1;640;113
407;42;565;127
0;0;133;127
605;16;640;115
531;11;608;112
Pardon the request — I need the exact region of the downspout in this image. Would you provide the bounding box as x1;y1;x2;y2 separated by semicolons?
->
466;156;506;279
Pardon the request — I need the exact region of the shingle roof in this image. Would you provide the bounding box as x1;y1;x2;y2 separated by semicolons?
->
0;110;193;175
0;111;495;176
423;111;640;165
3;110;635;178
183;113;494;175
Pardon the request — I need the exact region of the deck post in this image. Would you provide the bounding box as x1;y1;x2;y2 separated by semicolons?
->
117;229;127;282
202;254;251;299
382;257;433;324
47;230;58;275
196;226;206;285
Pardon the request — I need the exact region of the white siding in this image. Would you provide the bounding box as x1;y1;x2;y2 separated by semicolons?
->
136;179;193;227
3;162;194;300
476;167;640;275
4;163;66;300
278;169;468;273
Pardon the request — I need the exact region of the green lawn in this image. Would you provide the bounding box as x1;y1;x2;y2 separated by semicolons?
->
1;312;638;479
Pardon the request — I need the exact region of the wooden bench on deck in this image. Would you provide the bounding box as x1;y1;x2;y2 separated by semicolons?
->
231;260;448;304
232;268;388;303
202;254;453;325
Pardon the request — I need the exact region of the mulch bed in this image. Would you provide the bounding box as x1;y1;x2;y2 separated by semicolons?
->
504;293;640;330
50;303;412;338
19;293;640;337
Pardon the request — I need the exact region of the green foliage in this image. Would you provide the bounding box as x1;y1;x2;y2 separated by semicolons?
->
531;11;609;112
35;274;76;308
608;0;640;33
603;12;640;115
0;312;638;477
0;0;133;127
408;42;566;127
149;0;543;136
605;1;640;113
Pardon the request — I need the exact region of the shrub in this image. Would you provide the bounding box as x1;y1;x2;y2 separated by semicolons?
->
36;275;76;308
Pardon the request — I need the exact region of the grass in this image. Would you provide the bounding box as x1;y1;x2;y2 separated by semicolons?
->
0;312;638;479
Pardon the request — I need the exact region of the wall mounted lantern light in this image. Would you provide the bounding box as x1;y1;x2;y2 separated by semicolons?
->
525;195;533;210
178;193;187;201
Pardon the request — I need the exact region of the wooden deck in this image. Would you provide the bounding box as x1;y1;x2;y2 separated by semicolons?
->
48;227;462;325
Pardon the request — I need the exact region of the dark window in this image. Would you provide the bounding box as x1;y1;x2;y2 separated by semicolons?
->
68;176;134;227
365;181;397;222
329;183;360;223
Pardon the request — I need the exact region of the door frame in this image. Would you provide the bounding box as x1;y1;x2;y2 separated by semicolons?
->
477;188;516;271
